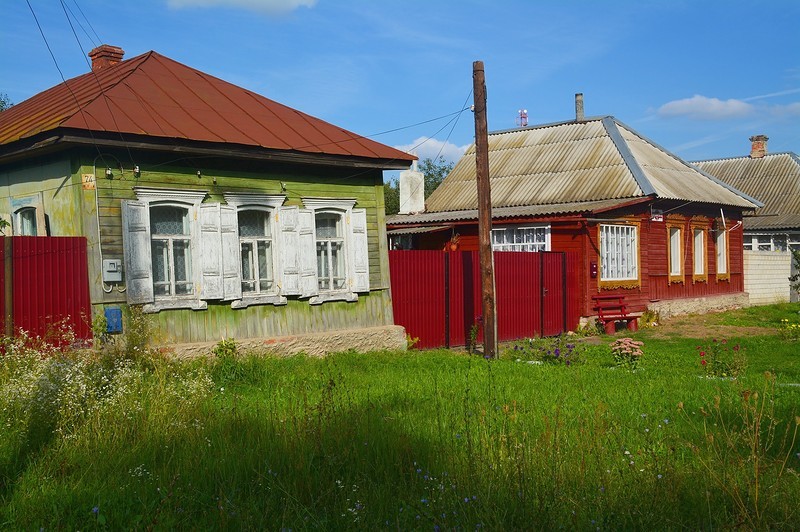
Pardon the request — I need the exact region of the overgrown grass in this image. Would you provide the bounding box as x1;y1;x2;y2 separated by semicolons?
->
1;304;799;529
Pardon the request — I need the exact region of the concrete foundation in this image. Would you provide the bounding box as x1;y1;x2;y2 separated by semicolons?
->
646;292;750;319
163;325;408;359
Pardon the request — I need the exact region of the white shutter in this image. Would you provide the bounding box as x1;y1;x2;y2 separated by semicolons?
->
121;200;154;304
278;206;301;295
220;204;242;300
298;208;319;298
350;208;370;292
199;203;224;299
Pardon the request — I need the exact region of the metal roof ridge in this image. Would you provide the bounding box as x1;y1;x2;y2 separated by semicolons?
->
601;117;656;196
691;151;800;164
489;115;610;136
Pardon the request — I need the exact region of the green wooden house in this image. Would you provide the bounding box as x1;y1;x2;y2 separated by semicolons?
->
0;45;414;351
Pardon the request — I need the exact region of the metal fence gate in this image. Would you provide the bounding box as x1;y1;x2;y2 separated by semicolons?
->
1;236;92;346
389;250;579;349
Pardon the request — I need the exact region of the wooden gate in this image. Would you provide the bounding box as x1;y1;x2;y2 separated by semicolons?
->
1;237;92;346
389;250;579;349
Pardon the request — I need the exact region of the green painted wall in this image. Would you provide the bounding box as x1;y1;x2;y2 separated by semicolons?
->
70;149;395;344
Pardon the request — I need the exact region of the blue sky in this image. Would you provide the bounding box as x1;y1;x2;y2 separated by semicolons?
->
2;0;798;174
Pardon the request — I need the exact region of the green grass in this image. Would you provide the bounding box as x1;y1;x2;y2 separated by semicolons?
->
1;304;800;529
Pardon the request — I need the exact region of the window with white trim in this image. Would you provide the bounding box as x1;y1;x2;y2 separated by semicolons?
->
668;226;683;279
693;228;706;277
151;205;193;296
122;188;210;312
299;197;370;305
599;224;638;281
121;189;369;310
15;207;37;236
315;211;346;291
716;229;728;276
224;193;285;308
491;225;550;252
239;209;275;294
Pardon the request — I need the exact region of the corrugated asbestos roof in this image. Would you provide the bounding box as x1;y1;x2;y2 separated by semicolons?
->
386;198;642;225
693;152;800;230
422;116;759;214
0;51;414;166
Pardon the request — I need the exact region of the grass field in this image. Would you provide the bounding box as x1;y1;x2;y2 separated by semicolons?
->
1;304;799;529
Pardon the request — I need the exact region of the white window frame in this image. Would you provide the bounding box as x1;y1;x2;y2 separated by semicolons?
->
668;225;683;281
599;224;638;282
491;224;550;252
716;229;729;278
300;197;370;305
693;228;706;279
150;204;194;297
224;193;286;308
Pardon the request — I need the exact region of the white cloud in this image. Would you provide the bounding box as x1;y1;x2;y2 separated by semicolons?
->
393;137;469;165
167;0;316;15
658;95;754;120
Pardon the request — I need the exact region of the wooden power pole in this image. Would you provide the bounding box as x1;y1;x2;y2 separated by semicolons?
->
472;60;497;358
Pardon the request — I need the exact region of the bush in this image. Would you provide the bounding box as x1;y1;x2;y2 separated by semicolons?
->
610;337;644;370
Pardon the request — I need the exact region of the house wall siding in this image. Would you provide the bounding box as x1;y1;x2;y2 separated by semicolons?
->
743;250;791;305
38;151;396;344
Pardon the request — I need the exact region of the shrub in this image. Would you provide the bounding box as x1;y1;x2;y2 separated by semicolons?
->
638;309;660;329
610;337;644;370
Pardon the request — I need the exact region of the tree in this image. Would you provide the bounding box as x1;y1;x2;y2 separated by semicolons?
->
384;179;400;216
0;93;12;111
419;155;454;199
383;156;455;216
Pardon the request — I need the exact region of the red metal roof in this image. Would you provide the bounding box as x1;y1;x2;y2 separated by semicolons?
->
0;50;414;164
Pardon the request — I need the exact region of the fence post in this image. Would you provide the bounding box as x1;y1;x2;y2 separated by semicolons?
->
444;252;450;348
3;237;12;337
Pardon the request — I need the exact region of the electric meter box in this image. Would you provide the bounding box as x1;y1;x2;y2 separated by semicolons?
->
102;259;123;283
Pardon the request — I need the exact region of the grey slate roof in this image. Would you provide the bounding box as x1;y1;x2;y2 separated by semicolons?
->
692;152;800;231
420;116;760;216
386;198;646;226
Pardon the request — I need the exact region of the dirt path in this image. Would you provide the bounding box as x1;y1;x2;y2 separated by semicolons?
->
640;314;776;340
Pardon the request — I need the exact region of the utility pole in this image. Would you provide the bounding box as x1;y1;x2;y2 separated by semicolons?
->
472;60;497;359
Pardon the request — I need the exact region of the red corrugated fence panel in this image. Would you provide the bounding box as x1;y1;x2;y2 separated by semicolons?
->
11;237;92;346
389;250;445;349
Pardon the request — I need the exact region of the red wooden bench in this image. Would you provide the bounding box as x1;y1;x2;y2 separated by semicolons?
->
592;294;638;334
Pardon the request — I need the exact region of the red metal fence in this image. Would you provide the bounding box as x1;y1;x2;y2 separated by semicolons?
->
389;250;579;349
1;237;92;345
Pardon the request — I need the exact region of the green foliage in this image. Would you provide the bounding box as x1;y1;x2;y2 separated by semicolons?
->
697;338;747;378
611;337;644;370
638;309;660;329
1;305;799;529
506;334;584;365
383;156;455;215
789;248;800;296
419;155;454;199
678;372;800;529
383;179;399;215
0;93;12;112
779;317;800;341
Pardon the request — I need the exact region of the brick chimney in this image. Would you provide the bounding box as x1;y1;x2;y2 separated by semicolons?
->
749;134;768;159
88;45;125;71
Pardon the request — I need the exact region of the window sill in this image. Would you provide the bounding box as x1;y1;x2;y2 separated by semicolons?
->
231;294;288;309
143;299;208;313
308;291;358;305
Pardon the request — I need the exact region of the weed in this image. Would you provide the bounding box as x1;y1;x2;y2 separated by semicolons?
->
639;309;660;329
507;335;583;366
697;338;747;378
779;318;800;341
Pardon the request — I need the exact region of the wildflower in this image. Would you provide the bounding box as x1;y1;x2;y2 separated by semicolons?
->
92;506;99;515
701;359;707;366
657;474;663;479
